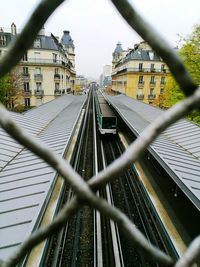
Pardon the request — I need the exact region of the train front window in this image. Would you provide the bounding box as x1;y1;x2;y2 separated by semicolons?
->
102;117;116;129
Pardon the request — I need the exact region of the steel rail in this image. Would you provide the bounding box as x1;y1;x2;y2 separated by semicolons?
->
93;90;103;267
105;139;151;266
100;141;124;267
46;90;92;267
115;138;178;261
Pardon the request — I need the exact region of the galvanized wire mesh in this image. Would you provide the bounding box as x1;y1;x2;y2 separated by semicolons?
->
0;0;200;266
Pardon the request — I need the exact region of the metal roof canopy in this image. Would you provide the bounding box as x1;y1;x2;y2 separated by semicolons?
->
0;94;86;261
106;94;200;211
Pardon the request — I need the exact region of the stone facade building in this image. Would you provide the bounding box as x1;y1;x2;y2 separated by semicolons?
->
112;41;169;105
0;23;76;108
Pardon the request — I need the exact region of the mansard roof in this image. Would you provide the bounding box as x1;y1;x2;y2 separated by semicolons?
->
61;30;75;49
125;48;161;61
114;42;123;54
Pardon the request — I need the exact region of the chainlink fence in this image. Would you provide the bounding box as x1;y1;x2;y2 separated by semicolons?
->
0;0;200;266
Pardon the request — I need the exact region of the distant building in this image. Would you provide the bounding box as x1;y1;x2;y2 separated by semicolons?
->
99;64;112;88
112;41;169;105
75;75;88;92
0;23;76;108
103;65;112;77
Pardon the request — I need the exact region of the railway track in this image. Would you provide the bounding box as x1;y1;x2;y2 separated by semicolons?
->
101;136;178;266
31;90;180;267
43;89;94;267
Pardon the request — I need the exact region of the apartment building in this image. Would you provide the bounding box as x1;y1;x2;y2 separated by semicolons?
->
0;23;76;108
112;41;169;105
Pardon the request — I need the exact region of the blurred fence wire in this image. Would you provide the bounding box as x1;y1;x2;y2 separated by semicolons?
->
0;0;200;266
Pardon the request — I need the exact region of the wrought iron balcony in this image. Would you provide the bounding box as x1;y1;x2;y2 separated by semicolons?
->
54;89;62;95
160;81;166;86
148;94;156;99
54;74;61;80
34;74;43;81
138;81;145;87
136;94;144;100
22;73;30;80
24;90;32;96
149;81;156;86
123;67;169;73
150;68;156;72
34;89;44;96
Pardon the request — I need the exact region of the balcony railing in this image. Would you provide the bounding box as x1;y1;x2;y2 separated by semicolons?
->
54;89;62;95
24;90;32;96
34;74;43;81
116;67;169;73
160;82;166;86
150;81;156;86
20;58;69;67
138;81;145;87
22;73;30;80
136;94;144;100
148;94;156;99
54;74;61;80
34;89;44;96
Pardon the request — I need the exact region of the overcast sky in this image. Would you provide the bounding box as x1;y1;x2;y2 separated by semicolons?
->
1;0;200;79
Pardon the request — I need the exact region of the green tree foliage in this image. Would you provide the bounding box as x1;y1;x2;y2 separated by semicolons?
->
0;74;11;104
0;70;24;111
162;24;200;124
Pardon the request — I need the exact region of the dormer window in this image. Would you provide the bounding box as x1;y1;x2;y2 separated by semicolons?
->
34;38;41;48
0;35;6;46
149;51;154;60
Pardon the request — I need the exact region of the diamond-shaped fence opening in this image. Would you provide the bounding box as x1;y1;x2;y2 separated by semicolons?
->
0;1;200;266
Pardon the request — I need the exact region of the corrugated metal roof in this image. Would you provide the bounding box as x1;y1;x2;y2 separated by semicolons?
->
0;94;86;260
106;94;200;210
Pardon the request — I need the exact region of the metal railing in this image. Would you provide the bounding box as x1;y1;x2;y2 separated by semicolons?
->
34;73;43;81
136;94;144;100
0;0;200;266
34;89;44;96
24;90;32;96
148;94;156;99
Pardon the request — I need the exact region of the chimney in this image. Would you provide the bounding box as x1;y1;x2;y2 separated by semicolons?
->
11;22;17;35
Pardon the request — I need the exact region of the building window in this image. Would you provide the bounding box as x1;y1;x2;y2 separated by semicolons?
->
150;64;155;71
138;76;144;84
55;68;59;74
138;89;143;96
22;52;28;61
34;52;41;63
24;82;30;92
36;82;42;91
160;88;164;95
149;51;154;60
33;38;41;48
161;64;165;72
150;76;155;84
23;67;29;74
53;53;57;63
55;83;59;90
35;67;41;74
24;98;31;107
139;63;143;71
150;88;154;95
0;35;6;46
161;77;165;84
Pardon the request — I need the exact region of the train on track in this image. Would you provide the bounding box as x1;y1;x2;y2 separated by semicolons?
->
94;91;117;134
